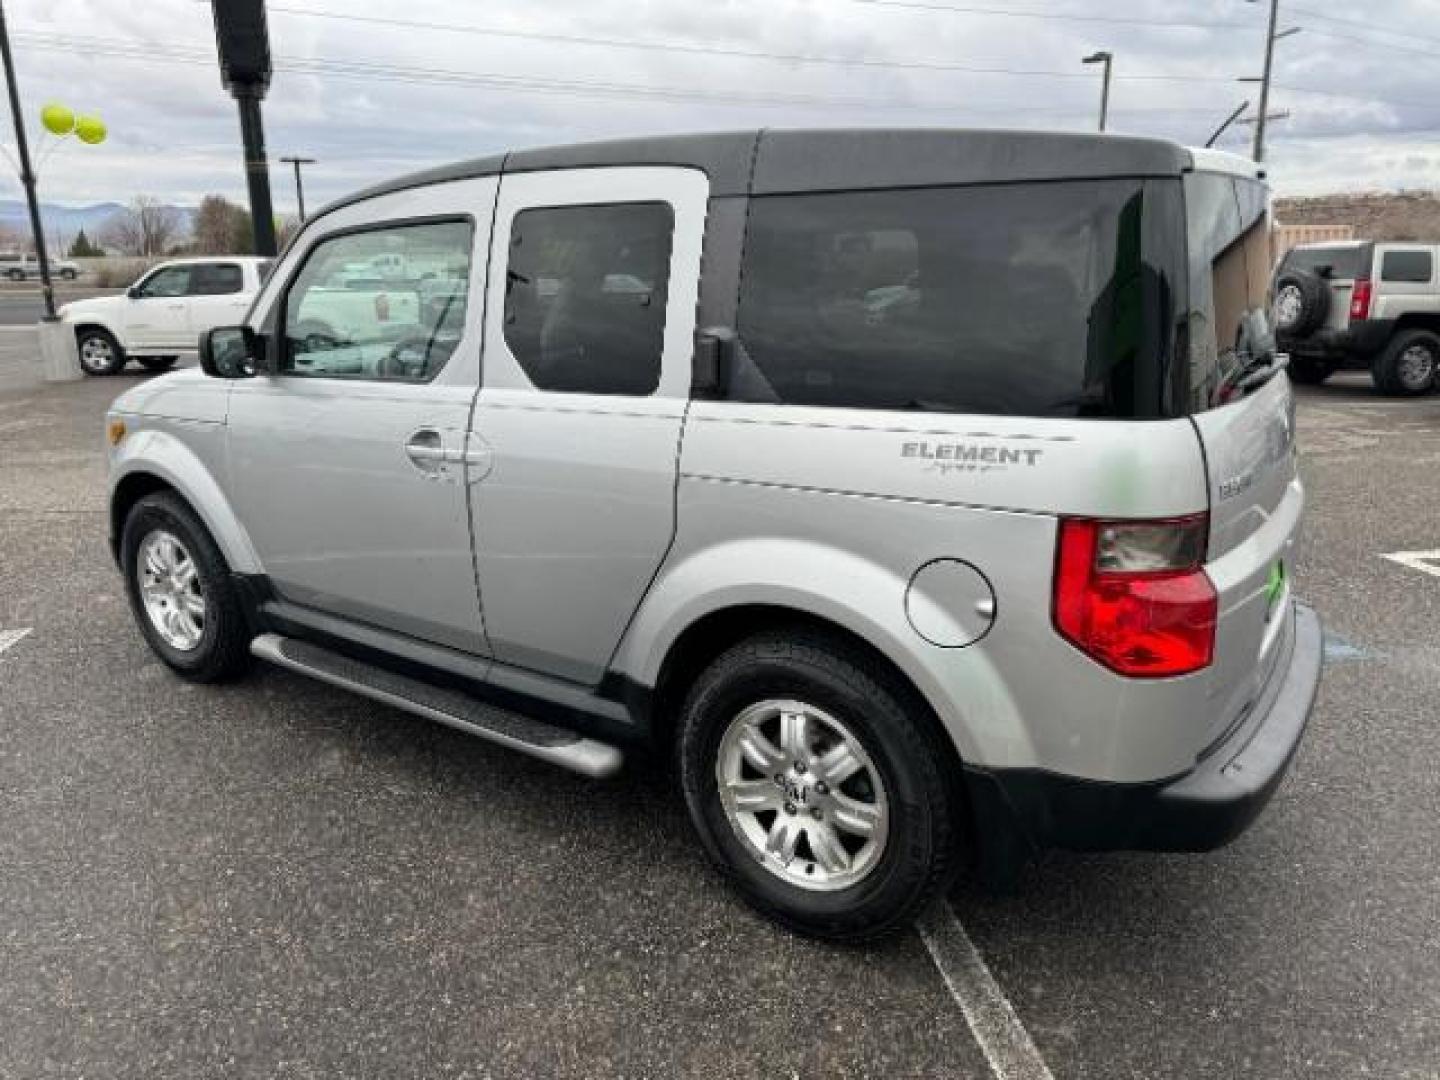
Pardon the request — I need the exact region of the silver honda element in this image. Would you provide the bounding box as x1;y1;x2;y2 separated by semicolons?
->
106;129;1323;940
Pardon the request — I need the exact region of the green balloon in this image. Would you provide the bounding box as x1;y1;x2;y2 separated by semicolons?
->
41;102;75;136
73;115;106;145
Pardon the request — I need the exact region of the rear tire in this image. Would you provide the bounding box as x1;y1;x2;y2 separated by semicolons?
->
120;492;253;683
677;630;963;941
1287;358;1335;386
137;356;177;373
76;327;125;376
1373;330;1440;396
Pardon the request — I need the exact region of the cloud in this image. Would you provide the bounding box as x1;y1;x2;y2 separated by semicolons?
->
2;0;1436;211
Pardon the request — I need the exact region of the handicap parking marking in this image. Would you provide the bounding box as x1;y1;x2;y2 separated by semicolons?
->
1323;629;1369;662
917;902;1055;1080
1379;550;1440;580
0;627;33;654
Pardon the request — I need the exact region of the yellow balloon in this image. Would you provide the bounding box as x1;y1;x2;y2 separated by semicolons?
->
73;115;106;145
40;102;75;136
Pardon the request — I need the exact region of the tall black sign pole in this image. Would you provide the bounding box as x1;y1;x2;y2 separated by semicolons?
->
211;0;276;255
0;1;56;318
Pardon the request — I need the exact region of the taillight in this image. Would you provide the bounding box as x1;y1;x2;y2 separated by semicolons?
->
1350;278;1372;321
1053;515;1217;678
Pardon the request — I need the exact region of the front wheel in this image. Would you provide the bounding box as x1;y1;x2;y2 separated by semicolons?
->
1374;330;1440;396
120;492;253;683
678;631;963;941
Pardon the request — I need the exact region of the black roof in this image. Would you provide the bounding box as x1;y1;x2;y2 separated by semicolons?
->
312;128;1200;221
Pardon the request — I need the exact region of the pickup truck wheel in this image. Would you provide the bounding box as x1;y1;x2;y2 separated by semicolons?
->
60;268;78;281
6;268;22;281
76;328;125;376
120;492;253;683
678;631;962;941
1287;358;1335;385
137;356;177;373
1374;330;1440;396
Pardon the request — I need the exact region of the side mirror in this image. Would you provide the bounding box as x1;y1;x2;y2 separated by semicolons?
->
693;326;734;398
125;285;141;299
199;326;265;379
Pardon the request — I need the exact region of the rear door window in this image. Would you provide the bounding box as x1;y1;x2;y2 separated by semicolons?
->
1380;250;1433;283
734;179;1181;418
502;202;673;397
189;262;244;295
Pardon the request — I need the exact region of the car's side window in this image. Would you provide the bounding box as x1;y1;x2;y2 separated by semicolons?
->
280;218;474;382
1380;250;1433;284
135;266;192;299
503;201;673;396
189;262;245;295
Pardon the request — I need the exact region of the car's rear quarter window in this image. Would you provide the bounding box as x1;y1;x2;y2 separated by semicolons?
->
732;179;1182;418
1380;250;1433;283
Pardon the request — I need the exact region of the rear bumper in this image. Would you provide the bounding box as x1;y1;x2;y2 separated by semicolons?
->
1281;320;1393;364
967;603;1323;869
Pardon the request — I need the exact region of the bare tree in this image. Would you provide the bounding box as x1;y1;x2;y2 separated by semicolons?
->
99;196;183;256
191;194;248;254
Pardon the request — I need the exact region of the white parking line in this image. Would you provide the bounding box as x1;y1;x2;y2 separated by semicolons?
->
917;902;1055;1080
0;627;33;654
1380;550;1440;579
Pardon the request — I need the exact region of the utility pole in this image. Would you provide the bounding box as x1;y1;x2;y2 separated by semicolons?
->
211;0;276;255
0;0;56;318
1082;51;1113;132
280;155;315;220
1245;0;1300;163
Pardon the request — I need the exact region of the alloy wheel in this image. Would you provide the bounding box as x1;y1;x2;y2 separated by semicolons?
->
137;529;207;652
715;699;889;892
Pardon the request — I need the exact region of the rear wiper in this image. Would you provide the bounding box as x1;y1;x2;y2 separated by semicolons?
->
1216;352;1288;403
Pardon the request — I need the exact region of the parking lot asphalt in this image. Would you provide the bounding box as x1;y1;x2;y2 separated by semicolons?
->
2;369;1438;1078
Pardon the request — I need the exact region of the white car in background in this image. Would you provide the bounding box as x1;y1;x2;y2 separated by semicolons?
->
60;256;271;376
0;252;81;280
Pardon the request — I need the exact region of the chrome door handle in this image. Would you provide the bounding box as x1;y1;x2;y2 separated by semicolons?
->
404;429;448;476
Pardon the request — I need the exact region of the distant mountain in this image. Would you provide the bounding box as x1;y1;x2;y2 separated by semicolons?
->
0;200;197;245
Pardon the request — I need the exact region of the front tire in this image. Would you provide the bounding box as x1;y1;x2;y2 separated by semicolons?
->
1374;330;1440;396
120;492;253;683
76;327;125;376
678;631;963;941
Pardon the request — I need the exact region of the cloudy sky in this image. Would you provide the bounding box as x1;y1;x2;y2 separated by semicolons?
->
6;0;1439;214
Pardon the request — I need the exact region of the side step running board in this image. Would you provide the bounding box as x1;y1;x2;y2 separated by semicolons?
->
250;633;624;779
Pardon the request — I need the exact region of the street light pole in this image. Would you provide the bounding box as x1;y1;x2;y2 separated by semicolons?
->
1082;51;1113;133
1205;100;1252;148
280;155;315;220
0;0;55;318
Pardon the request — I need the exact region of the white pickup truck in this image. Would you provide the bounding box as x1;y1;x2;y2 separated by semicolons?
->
60;257;271;376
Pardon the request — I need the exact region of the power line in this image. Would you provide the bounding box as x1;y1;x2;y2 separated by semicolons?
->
267;5;1239;84
1286;5;1440;48
7;31;1228;116
846;0;1254;30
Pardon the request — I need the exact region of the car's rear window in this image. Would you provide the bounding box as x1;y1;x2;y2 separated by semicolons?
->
1282;245;1366;280
732;178;1183;419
